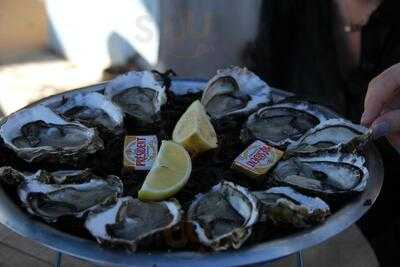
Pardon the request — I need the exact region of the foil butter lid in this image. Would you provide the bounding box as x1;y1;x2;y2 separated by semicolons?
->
232;140;284;178
123;135;158;171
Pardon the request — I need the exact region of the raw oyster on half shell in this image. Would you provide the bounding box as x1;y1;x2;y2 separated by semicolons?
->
287;119;371;153
0;105;103;163
253;187;330;228
104;71;167;126
201;67;271;120
187;181;259;251
272;151;369;194
48;92;124;133
241;101;330;148
85;197;182;251
17;169;123;222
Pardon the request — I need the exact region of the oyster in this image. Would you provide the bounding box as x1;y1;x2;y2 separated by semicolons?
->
201;67;271;120
85;197;182;251
272;151;369;194
253;187;330;228
48;92;124;133
187;181;259;251
0;105;103;163
287;119;370;153
241;101;329;148
18;169;123;222
104;70;167;126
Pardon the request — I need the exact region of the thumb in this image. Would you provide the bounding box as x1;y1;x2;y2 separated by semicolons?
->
371;109;400;139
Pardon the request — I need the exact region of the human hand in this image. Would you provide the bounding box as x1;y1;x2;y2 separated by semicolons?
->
361;63;400;151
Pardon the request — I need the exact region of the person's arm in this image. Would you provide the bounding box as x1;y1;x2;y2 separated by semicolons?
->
361;63;400;151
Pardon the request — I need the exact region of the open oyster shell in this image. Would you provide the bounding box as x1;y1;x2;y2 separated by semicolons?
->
0;166;123;222
16;169;123;222
272;151;369;194
47;92;124;133
287;119;371;154
104;70;167;126
187;181;259;251
201;67;271;120
84;197;182;251
0;105;103;163
241;101;330;148
253;187;330;228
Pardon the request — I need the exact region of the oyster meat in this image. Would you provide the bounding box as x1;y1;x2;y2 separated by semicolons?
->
287;119;371;153
85;197;182;251
253;187;330;228
0;105;103;163
48;92;124;133
187;181;259;251
241;101;330;148
16;169;123;222
104;71;167;126
272;151;369;194
201;67;271;120
45;169;93;184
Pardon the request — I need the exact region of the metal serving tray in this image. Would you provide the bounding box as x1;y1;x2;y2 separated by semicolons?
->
0;79;383;267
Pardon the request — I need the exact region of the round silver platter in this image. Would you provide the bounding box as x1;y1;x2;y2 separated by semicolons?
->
0;79;383;267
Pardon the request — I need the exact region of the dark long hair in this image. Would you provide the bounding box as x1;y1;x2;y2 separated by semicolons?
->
245;0;348;115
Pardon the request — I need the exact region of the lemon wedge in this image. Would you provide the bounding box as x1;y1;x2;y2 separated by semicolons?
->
172;100;218;157
138;141;192;201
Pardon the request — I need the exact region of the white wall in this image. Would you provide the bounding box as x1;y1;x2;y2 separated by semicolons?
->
46;0;160;70
46;0;262;78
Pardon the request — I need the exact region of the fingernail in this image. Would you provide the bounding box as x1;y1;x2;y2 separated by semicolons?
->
360;111;370;126
371;121;390;139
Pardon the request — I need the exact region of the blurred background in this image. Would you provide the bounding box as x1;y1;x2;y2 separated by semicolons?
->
0;0;261;117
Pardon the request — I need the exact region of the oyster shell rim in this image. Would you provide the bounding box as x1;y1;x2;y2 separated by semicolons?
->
46;92;124;132
262;186;330;214
242;101;330;148
273;151;369;194
287;118;370;153
104;70;167;120
253;186;331;228
187;181;259;251
201;67;272;120
17;170;123;222
84;196;183;251
0;105;104;162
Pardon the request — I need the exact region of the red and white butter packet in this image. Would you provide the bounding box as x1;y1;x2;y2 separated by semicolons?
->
123;135;158;171
232;140;284;178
